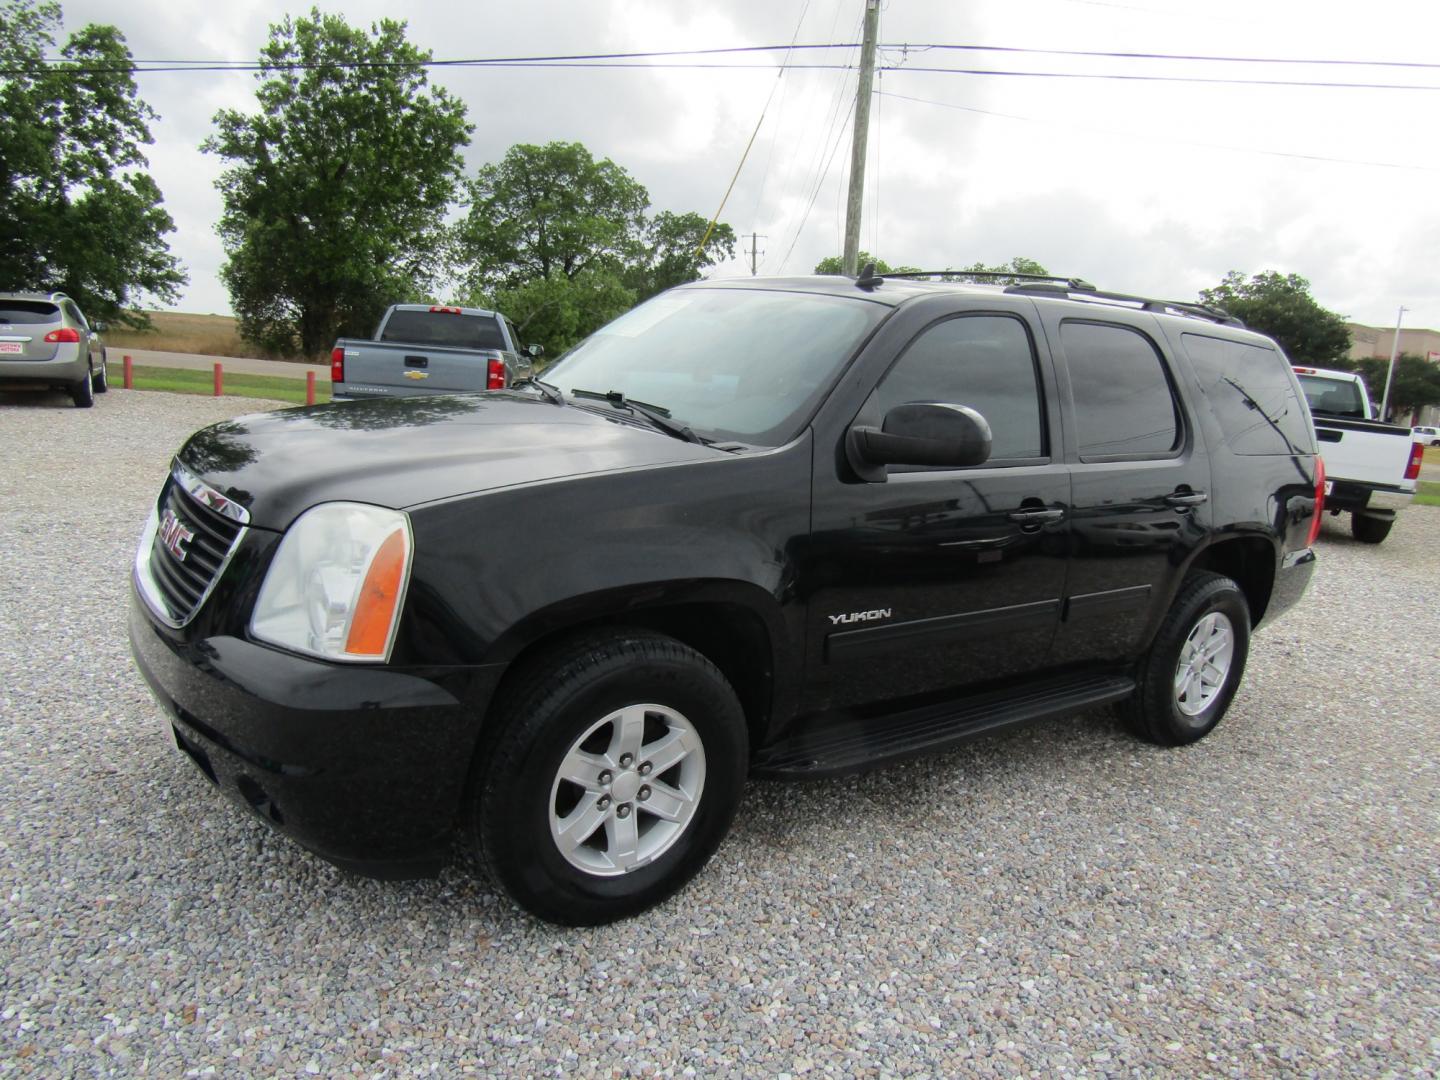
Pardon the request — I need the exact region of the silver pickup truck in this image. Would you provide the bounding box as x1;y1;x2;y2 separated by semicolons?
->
330;304;539;401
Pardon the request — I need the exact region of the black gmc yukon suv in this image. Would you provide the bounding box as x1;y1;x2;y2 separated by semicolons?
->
130;271;1322;924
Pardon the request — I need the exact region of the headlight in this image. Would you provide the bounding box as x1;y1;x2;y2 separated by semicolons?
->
250;503;413;663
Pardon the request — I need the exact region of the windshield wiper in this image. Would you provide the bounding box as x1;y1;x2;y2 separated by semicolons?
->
570;388;706;445
511;376;564;406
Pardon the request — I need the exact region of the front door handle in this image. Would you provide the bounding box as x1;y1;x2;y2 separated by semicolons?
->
1007;508;1065;525
1165;490;1208;509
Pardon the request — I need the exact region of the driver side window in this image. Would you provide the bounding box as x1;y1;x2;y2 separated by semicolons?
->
869;314;1045;462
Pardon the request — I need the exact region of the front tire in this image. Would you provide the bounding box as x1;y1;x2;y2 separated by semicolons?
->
93;350;109;393
1122;572;1251;746
1350;512;1393;544
471;629;747;925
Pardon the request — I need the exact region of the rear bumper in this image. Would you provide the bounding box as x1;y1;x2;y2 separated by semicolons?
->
0;352;85;385
128;588;498;878
1263;546;1317;627
1326;479;1414;516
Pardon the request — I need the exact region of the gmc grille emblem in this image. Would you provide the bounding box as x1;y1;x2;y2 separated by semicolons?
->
159;508;195;562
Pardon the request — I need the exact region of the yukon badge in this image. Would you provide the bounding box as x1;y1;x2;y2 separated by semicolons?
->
158;508;195;562
829;608;893;626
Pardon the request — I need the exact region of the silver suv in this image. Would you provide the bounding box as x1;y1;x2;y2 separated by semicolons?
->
0;292;108;408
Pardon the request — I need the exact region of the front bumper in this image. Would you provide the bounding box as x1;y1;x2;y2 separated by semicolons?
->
129;588;499;877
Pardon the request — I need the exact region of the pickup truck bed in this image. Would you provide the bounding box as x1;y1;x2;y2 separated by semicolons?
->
333;339;517;399
331;304;532;401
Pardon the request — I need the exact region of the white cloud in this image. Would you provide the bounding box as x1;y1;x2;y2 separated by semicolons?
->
57;0;1440;329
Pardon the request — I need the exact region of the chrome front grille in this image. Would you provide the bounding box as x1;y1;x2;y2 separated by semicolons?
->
135;464;248;627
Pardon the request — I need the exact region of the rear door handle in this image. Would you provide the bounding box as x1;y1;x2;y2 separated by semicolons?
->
1007;508;1065;525
1165;490;1208;508
404;355;428;368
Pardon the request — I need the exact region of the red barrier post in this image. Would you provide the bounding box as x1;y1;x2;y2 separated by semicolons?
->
122;355;133;389
213;362;223;397
306;369;316;405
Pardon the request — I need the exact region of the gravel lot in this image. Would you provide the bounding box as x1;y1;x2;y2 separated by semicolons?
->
2;387;1437;1077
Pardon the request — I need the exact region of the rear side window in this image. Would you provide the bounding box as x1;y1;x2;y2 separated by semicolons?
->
380;309;505;351
1061;321;1180;460
1182;334;1314;455
0;301;60;324
869;314;1044;461
1296;373;1367;420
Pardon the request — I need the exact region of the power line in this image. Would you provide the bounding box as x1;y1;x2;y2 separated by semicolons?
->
879;89;1440;172
35;41;1440;72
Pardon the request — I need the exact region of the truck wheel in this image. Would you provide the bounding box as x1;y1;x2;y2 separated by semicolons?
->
1350;512;1393;544
470;629;747;925
71;364;94;408
1121;572;1251;747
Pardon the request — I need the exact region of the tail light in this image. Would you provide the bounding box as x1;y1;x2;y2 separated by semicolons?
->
486;358;505;390
1404;441;1424;481
44;327;80;343
330;346;344;383
1306;456;1326;547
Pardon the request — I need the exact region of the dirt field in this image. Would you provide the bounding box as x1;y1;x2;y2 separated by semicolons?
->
103;311;259;359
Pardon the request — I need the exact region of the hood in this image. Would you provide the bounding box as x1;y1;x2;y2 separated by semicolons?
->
175;392;722;529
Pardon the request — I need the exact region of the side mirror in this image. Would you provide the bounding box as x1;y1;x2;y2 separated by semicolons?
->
92;321;107;332
847;402;991;481
527;343;545;358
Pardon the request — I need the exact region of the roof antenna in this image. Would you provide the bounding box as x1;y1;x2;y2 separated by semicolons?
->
855;261;883;291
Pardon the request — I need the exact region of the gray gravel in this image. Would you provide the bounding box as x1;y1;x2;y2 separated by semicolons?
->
2;386;1438;1077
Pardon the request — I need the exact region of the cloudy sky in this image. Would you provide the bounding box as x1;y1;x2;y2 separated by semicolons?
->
61;0;1440;331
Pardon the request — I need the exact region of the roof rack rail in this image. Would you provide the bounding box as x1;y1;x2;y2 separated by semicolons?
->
1002;281;1245;327
884;270;1098;290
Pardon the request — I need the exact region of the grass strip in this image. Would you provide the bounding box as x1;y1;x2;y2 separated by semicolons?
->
1414;480;1440;507
123;364;330;406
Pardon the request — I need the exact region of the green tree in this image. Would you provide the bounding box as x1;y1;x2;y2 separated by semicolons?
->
953;256;1049;284
1351;354;1440;421
1199;271;1351;367
456;141;649;294
628;210;735;303
454;142;734;357
0;0;184;326
813;252;919;275
203;9;471;357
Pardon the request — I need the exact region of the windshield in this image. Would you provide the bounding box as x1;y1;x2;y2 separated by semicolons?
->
542;287;887;445
1297;374;1368;419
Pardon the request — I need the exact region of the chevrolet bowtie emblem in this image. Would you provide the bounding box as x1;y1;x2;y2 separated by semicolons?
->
403;370;429;380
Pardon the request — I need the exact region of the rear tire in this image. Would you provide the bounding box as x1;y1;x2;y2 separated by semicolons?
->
1122;572;1251;746
71;365;94;408
1350;512;1393;544
93;351;109;393
471;629;748;925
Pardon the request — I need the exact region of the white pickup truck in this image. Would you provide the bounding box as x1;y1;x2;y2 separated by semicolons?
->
1293;366;1424;544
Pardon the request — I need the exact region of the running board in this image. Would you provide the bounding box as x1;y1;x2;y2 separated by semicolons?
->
752;673;1135;778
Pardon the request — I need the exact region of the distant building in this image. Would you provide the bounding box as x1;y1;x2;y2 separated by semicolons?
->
1344;322;1440;426
1345;322;1440;363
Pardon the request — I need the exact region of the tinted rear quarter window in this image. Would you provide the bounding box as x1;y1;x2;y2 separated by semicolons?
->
0;301;61;325
1181;334;1314;455
380;310;505;350
1061;321;1180;459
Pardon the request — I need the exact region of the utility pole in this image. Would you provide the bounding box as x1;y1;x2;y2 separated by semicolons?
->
1379;304;1407;421
842;0;880;278
745;233;766;276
